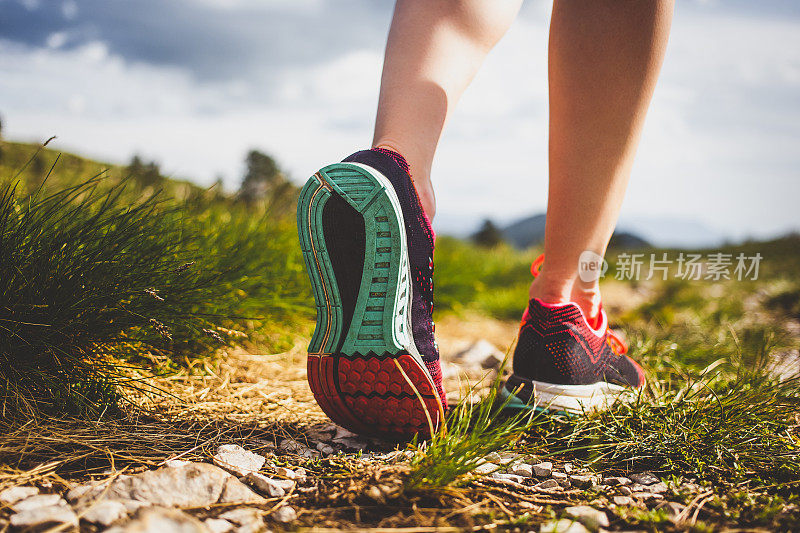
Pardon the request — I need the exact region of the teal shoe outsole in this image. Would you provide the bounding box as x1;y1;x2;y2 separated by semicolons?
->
297;163;412;356
297;163;443;438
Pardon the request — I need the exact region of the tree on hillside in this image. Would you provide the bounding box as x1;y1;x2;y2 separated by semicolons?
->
237;150;284;205
472;219;505;248
126;155;163;190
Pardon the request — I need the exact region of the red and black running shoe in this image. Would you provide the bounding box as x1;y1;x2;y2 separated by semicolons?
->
297;148;445;439
502;256;645;413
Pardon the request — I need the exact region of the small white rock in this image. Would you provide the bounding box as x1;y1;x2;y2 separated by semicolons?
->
563;463;574;474
474;462;499;475
219;507;261;526
510;463;533;477
552;471;571;487
213;444;266;477
630;472;660;485
619;485;632;496
483;452;503;463
453;339;505;369
535;479;560;490
605;476;632;486
204;518;234;533
565;505;609;532
12;494;65;512
164;459;192;469
316;442;335;455
532;461;553;477
244;472;295;497
491;473;525;484
10;506;77;528
273;505;297;523
80;499;128;526
613;495;633;506
647;482;669;494
633;491;665;502
569;474;596;489
274;466;305;481
540;519;590;533
656;501;687;519
0;486;39;504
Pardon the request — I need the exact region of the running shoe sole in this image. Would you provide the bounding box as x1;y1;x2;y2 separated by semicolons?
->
297;162;444;439
501;374;633;414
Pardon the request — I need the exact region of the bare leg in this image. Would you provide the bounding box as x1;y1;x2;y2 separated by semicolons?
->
372;0;523;219
532;0;674;319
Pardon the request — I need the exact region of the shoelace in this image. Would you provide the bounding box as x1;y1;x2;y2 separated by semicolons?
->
528;254;628;356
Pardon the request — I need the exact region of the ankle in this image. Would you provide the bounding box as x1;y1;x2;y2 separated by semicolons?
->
529;275;602;323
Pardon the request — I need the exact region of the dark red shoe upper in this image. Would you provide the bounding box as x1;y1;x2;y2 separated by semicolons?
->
342;149;445;408
512;298;645;388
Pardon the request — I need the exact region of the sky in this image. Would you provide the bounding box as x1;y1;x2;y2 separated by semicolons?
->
1;0;799;246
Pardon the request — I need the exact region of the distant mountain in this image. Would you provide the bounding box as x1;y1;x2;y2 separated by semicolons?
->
495;213;650;249
616;216;727;249
500;213;546;249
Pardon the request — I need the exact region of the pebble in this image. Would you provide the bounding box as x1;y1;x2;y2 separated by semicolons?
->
80;499;128;526
316;442;335;455
569;475;596;489
204;518;235;533
213;444;266;477
491;473;525;484
647;482;669;494
274;466;306;481
630;472;660;485
483;452;503;463
563;463;574;474
279;438;319;459
244;472;294;497
219;507;261;526
552;472;571;487
474;462;499;475
613;495;633;506
619;486;632;496
0;486;39;504
10;505;78;529
164;459;192;469
535;479;560;490
605;476;632;486
66;480;109;503
656;501;687;519
510;463;533;477
633;491;665;502
565;505;609;532
540;519;590;533
71;463;263;508
12;494;65;512
273;505;297;523
453;339;505;369
532;461;553;477
105;507;206;533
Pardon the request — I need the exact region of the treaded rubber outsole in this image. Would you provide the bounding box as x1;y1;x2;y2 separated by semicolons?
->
297;163;444;439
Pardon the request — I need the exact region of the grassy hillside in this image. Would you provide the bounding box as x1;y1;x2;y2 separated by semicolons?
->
0;139;312;416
